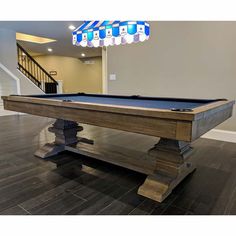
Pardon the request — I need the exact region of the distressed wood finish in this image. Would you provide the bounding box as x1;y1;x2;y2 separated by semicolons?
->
138;139;195;202
1;95;235;202
35;119;93;159
2;98;191;141
65;138;196;202
191;104;234;140
2;95;234;121
2;96;235;142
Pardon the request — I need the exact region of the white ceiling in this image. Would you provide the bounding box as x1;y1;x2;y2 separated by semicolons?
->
0;21;102;58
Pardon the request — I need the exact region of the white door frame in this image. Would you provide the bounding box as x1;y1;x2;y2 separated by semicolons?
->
102;47;108;94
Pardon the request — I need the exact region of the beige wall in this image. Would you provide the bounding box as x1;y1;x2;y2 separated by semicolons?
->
34;55;102;94
107;22;236;131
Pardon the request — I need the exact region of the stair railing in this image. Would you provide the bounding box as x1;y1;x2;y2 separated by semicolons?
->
17;43;58;93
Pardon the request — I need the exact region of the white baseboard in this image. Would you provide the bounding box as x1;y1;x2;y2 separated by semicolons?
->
0;104;20;116
202;129;236;143
0;110;18;116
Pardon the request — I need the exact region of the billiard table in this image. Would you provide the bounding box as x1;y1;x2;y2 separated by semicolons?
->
2;93;235;202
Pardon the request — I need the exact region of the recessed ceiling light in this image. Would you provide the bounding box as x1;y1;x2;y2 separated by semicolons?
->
69;25;76;30
48;48;53;52
81;53;85;57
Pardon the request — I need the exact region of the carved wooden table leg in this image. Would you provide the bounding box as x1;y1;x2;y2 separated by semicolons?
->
138;138;196;202
35;119;83;158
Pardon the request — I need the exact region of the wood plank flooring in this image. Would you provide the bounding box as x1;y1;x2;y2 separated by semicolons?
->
0;114;236;215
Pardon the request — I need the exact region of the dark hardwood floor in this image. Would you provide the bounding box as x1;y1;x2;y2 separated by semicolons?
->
0;114;236;215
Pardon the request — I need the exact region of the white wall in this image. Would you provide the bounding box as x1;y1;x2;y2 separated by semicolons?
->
107;22;236;132
0;68;17;103
0;68;18;116
0;28;43;95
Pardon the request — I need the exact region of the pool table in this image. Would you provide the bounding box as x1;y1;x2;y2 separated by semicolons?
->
2;93;235;202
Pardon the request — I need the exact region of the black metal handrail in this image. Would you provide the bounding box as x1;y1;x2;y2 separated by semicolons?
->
18;63;41;87
17;43;58;93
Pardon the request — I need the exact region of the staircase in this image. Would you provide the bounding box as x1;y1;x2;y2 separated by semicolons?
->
17;43;58;93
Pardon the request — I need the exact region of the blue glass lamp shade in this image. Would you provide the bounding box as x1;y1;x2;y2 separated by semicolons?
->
72;21;150;47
